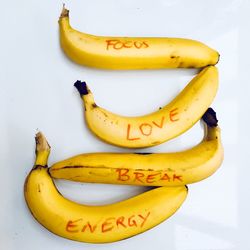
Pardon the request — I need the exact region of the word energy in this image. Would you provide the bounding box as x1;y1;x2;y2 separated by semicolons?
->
66;212;151;234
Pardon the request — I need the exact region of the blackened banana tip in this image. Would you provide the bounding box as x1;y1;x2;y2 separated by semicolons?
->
60;4;69;18
202;107;218;127
74;81;88;96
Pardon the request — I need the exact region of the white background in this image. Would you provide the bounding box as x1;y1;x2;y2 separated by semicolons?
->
1;0;249;249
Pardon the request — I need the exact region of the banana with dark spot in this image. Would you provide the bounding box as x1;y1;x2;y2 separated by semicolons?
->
59;6;219;70
24;133;188;243
49;109;223;186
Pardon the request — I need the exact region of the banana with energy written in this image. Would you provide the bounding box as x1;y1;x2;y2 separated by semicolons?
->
24;132;188;243
74;66;218;148
59;6;219;70
49;108;223;186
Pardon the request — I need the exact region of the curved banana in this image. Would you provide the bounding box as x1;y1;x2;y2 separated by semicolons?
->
49;108;223;187
24;133;188;243
74;66;218;148
59;7;219;70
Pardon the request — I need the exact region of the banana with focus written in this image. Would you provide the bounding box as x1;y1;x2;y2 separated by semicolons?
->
24;132;188;243
59;6;219;70
74;66;218;148
49;108;223;186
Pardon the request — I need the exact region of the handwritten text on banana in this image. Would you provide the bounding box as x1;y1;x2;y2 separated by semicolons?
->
106;40;149;50
127;108;179;140
116;169;183;184
66;212;150;233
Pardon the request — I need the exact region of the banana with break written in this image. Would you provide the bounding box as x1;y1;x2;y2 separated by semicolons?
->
49;108;223;186
24;132;188;243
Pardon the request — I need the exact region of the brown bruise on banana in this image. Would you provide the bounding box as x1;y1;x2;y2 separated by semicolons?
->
170;55;180;59
85;102;98;112
91;103;98;108
151;141;161;146
37;184;41;193
24;165;49;195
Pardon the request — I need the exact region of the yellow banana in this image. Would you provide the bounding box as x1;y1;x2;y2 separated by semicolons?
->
74;66;218;148
59;6;219;70
24;132;188;243
49;108;223;186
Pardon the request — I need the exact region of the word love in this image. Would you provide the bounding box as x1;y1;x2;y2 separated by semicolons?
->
66;211;151;234
116;169;183;184
106;39;149;50
127;108;179;140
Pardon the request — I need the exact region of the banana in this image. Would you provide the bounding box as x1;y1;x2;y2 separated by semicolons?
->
74;66;218;148
49;108;223;187
59;6;219;70
24;132;188;243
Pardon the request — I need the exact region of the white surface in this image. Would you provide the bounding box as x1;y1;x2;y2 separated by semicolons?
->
1;0;249;249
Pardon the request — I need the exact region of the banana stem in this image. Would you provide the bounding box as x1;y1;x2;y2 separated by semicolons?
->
202;107;218;127
74;81;89;96
35;132;50;166
202;108;220;141
60;4;69;19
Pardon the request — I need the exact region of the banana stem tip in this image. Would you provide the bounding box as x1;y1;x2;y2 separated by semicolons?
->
60;4;69;18
74;80;89;96
35;132;51;152
202;108;218;127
